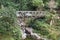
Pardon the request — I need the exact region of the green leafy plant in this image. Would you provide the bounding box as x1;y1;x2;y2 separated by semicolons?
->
0;7;21;40
32;0;44;10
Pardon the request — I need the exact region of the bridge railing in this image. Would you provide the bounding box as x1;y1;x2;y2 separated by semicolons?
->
16;11;47;18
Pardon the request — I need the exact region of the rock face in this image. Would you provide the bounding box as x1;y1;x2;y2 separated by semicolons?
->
31;33;41;40
25;27;41;40
25;27;33;34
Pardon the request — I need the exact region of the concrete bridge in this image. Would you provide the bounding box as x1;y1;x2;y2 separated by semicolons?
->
16;11;46;18
16;11;47;24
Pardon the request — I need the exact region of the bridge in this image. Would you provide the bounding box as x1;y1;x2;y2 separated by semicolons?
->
16;11;46;22
16;11;46;17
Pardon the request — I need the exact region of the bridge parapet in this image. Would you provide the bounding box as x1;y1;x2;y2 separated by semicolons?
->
16;11;46;18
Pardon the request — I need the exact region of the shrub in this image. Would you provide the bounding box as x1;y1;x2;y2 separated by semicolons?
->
0;7;21;40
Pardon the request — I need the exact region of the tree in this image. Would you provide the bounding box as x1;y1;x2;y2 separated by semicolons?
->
32;0;44;10
0;7;22;40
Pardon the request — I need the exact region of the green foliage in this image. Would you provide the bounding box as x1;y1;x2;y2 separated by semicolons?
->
32;0;44;10
0;0;60;40
0;7;21;40
25;35;35;40
56;0;60;7
19;0;35;11
28;17;50;35
28;11;60;40
32;0;44;7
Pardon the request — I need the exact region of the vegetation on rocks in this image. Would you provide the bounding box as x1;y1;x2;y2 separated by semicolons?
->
0;0;60;40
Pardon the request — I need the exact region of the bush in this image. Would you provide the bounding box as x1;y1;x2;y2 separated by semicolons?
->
28;12;60;40
0;7;21;40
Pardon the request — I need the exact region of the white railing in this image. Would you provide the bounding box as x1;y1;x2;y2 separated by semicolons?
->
16;11;46;18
